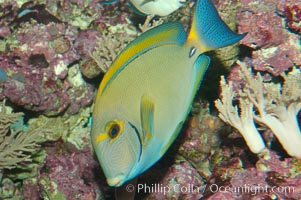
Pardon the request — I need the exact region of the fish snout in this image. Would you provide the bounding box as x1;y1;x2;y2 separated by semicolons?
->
107;175;126;187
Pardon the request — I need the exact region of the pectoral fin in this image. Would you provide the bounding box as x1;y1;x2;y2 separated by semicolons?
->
140;94;155;145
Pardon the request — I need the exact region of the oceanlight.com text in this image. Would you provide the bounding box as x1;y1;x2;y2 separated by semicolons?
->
209;183;295;196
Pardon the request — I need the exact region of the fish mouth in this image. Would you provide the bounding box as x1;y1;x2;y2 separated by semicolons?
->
107;175;126;187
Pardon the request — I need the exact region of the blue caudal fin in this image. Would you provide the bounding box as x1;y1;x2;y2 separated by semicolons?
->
187;0;247;52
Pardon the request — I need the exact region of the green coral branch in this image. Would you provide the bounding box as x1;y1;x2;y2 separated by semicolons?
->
0;129;41;169
0;104;45;170
0;112;23;134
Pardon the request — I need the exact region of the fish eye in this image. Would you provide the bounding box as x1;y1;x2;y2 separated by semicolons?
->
108;123;120;139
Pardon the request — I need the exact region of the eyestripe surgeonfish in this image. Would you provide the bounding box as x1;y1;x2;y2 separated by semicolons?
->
91;0;246;187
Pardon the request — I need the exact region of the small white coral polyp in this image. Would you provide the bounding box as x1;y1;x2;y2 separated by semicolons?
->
215;61;301;158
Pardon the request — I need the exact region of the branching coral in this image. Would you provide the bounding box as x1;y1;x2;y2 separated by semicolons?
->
88;16;164;75
138;15;164;32
0;104;43;170
215;61;301;158
89;24;138;74
215;75;265;153
89;34;126;73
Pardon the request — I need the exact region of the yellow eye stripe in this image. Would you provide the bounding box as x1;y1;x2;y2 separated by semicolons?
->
95;120;125;143
96;133;109;143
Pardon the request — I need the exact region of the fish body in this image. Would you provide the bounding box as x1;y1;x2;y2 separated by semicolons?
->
91;0;246;187
129;0;186;16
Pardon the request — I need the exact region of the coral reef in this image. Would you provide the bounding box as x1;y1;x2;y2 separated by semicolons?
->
0;20;95;115
0;102;50;199
0;105;108;200
207;1;301;198
27;106;92;150
38;143;104;200
0;0;135;198
0;0;299;199
88;23;138;75
280;2;301;34
0;0;195;116
205;149;301;199
133;103;230;199
235;0;301;75
0;0;134;115
147;161;205;200
213;0;247;67
215;61;301;157
0;103;44;170
177;103;225;179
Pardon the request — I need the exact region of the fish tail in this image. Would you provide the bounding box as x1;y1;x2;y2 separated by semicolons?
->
187;0;246;52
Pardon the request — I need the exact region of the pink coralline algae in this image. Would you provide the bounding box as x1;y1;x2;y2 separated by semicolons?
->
0;25;11;38
210;1;301;199
74;29;103;79
147;161;205;200
281;3;301;34
0;11;99;115
177;112;223;178
234;0;301;75
180;117;215;164
46;0;129;29
204;149;301;199
0;22;95;115
237;6;285;49
0;55;70;115
38;144;105;200
74;30;102;60
0;0;135;115
12;22;78;70
0;0;136;115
